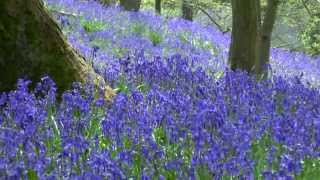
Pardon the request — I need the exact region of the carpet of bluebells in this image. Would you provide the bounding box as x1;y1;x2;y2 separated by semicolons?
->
0;0;320;179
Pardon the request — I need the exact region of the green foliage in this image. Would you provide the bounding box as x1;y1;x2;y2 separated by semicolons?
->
179;31;218;55
152;126;168;146
45;107;61;157
137;82;150;94
99;136;111;150
113;47;128;57
85;108;104;139
151;126;196;178
123;136;132;149
251;133;288;179
27;169;38;180
252;134;271;179
131;151;144;178
81;18;107;33
178;31;190;44
141;0;182;17
131;22;163;46
115;76;130;94
195;165;213;179
192;38;218;55
214;71;224;79
131;22;146;35
90;38;108;49
299;16;320;56
148;30;163;46
141;0;154;10
296;158;320;179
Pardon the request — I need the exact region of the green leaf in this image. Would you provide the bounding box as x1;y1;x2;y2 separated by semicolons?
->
137;82;151;94
148;31;163;46
214;71;224;79
152;126;168;146
27;169;38;180
99;136;111;150
81;18;107;33
123;136;132;149
296;158;320;179
115;76;130;95
132;23;145;35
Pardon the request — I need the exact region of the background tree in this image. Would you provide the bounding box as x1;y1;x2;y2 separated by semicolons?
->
229;0;259;73
119;0;142;11
155;0;161;14
0;0;115;99
182;0;193;21
299;15;320;56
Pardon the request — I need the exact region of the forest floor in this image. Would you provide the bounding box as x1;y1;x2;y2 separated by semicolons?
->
0;0;319;179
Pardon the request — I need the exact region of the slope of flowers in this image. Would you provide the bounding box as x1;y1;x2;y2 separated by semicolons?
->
45;0;320;87
0;0;320;179
1;54;320;179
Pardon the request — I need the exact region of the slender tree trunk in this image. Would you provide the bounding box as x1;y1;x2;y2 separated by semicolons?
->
0;0;114;99
155;0;161;14
182;0;193;21
256;0;279;75
119;0;141;11
229;0;259;73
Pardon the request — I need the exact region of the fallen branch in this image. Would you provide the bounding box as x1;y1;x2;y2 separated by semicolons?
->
49;8;79;17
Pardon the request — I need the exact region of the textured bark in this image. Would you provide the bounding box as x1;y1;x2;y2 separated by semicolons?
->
229;0;259;73
119;0;141;11
255;0;262;76
155;0;161;14
0;0;114;99
182;0;193;21
256;0;279;75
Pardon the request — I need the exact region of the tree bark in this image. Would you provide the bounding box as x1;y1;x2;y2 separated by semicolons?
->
256;0;279;76
0;0;115;99
229;0;259;73
182;0;193;21
155;0;161;15
119;0;141;11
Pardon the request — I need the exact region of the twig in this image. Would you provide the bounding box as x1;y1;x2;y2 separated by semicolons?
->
49;8;79;17
196;5;226;32
301;0;313;17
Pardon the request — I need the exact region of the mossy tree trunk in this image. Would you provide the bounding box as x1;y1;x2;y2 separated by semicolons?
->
155;0;161;14
119;0;141;11
182;0;193;21
0;0;114;98
229;0;259;73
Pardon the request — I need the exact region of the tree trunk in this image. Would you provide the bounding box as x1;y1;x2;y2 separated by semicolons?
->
256;0;279;75
155;0;161;15
0;0;114;99
229;0;259;73
119;0;141;11
182;0;193;21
